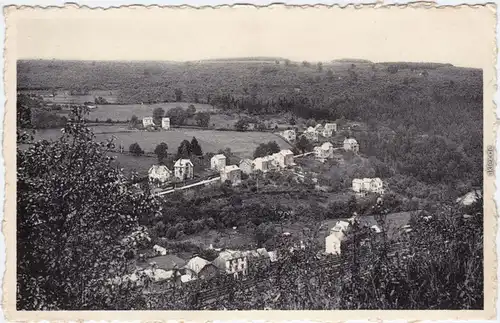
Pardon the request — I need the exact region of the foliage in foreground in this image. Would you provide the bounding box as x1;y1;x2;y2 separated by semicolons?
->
17;108;159;310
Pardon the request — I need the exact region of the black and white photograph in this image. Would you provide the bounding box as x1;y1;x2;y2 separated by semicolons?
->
6;4;496;320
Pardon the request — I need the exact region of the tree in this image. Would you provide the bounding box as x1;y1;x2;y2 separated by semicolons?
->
317;62;323;72
165;107;188;126
284;59;291;66
154;142;169;163
129;142;144;156
129;115;139;128
186;105;196;117
302;61;311;67
190;137;203;156
296;135;312;154
235;118;249;131
195;112;210;127
174;89;183;102
177;140;192;158
17;107;156;310
153;107;165;125
253;141;281;158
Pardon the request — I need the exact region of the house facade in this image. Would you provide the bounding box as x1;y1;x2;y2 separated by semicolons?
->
239;159;254;175
143;117;154;128
213;250;248;278
352;177;384;194
281;129;296;142
272;149;295;168
253;156;273;173
220;165;242;185
184;256;218;280
148;165;172;184
302;127;319;142
323;123;337;137
325;220;351;255
314;142;334;159
174;159;194;181
161;117;171;130
343;138;359;153
210;154;227;171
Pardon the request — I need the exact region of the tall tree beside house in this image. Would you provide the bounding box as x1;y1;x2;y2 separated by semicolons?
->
129;142;144;156
253;141;281;158
153;107;165;125
190;137;203;157
177;140;192;159
129;114;139;128
17;107;157;310
154;142;169;164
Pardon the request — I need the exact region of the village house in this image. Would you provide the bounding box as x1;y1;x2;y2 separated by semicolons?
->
456;189;482;206
325;220;352;255
213;250;249;278
242;248;271;270
272;149;295;169
174;159;194;181
302;127;319;142
220;165;242;185
184;256;219;280
161;117;171;130
323;123;337;137
148;165;172;185
143;116;154;128
343;138;360;153
314;142;334;160
352;177;385;195
210;154;227;171
281;129;296;142
239;159;254;175
252;156;274;173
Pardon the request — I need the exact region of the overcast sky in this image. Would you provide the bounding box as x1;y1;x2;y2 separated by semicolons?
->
11;5;495;68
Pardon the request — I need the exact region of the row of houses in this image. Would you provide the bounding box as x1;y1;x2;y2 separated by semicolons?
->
352;177;385;195
117;246;279;287
143;117;171;130
148;159;194;184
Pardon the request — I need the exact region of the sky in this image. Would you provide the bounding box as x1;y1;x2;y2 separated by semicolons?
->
10;5;496;68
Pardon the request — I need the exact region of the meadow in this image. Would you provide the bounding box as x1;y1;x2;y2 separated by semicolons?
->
31;125;292;159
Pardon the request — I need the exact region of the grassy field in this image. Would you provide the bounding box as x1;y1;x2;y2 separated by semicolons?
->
86;102;216;121
31;125;292;159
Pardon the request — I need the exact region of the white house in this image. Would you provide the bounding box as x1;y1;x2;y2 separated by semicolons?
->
302;127;319;142
370;177;384;194
281;129;296;142
239;159;254;175
220;165;242;185
213;250;248;278
323;123;337;137
325;220;352;255
161;117;171;130
210;154;227;171
253;156;274;173
143;117;154;128
272;149;295;168
352;178;364;193
314;142;334;159
352;177;384;194
174;159;194;181
343;138;359;153
153;245;167;256
148;165;172;184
